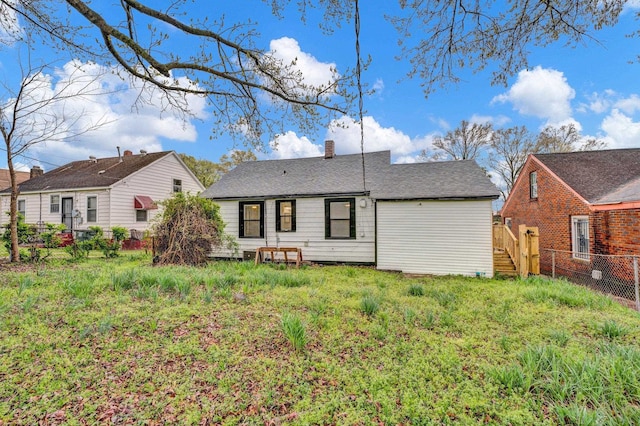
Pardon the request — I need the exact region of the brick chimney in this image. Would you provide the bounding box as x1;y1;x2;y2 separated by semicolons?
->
324;140;335;159
124;150;133;156
30;165;43;178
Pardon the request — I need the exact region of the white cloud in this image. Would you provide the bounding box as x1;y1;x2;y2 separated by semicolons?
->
615;94;640;115
267;37;337;90
0;0;21;45
326;116;434;156
372;78;385;95
600;109;640;149
11;60;208;170
624;0;640;11
266;116;435;161
492;66;575;124
269;131;323;159
470;114;511;127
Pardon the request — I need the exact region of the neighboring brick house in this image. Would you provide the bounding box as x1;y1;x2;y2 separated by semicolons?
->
501;148;640;277
0;169;31;190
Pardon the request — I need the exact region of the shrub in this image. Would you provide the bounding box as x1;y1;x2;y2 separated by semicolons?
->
40;223;66;248
153;193;231;266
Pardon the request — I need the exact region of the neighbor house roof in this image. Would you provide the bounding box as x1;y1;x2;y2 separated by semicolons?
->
202;150;500;201
0;169;30;190
0;151;172;194
534;148;640;204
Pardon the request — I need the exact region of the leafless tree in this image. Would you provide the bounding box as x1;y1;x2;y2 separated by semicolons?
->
0;53;110;261
430;120;493;161
488;126;536;200
0;1;629;146
536;123;607;153
0;0;356;148
390;0;626;95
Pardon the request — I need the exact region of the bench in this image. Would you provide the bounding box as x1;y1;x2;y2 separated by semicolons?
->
255;247;303;267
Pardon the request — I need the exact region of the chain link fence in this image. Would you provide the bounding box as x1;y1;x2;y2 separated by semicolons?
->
542;249;640;311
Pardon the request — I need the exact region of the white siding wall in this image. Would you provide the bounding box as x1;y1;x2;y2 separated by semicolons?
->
376;200;494;276
0;153;203;235
212;197;376;263
0;190;110;230
108;154;204;232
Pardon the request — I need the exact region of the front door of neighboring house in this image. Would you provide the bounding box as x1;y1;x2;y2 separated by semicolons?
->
62;197;73;231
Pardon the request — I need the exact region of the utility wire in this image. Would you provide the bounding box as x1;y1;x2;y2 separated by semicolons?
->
0;146;63;169
354;0;366;192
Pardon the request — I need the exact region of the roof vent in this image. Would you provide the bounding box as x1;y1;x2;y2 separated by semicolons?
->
89;156;97;163
140;149;147;155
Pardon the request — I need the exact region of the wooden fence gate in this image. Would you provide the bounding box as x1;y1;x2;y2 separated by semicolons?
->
518;224;540;278
493;224;540;278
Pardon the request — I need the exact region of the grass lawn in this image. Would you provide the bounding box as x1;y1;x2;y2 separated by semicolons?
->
0;254;639;424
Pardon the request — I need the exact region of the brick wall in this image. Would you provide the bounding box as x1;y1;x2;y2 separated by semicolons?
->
592;209;640;256
502;158;591;254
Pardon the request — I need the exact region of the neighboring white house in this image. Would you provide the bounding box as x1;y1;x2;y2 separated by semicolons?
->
202;140;500;276
0;150;204;235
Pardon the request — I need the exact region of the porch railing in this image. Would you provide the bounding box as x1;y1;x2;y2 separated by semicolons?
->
493;224;519;272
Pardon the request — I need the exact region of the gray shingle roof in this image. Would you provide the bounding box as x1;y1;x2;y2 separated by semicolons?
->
370;160;500;200
202;151;499;200
534;148;640;204
1;151;172;194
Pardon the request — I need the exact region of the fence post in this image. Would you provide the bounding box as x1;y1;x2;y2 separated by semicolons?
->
552;250;556;279
634;256;639;312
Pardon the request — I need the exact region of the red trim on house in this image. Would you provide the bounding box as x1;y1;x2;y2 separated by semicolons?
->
134;195;157;210
591;201;640;211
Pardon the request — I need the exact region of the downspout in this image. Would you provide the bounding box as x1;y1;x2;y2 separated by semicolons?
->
374;199;377;266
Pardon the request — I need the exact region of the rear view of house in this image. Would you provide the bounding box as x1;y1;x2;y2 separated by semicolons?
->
202;141;500;276
0;150;204;235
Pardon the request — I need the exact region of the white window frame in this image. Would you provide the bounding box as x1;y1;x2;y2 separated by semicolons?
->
136;209;148;222
86;196;98;223
50;194;60;213
530;171;538;199
571;216;590;260
173;178;182;193
17;199;25;218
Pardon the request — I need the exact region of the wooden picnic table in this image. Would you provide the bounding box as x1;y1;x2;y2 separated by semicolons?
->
255;247;303;267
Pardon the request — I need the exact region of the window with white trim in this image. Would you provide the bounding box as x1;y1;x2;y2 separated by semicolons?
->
530;171;538;199
17;199;25;218
50;195;60;213
571;216;589;260
173;178;182;193
136;210;148;222
86;196;97;222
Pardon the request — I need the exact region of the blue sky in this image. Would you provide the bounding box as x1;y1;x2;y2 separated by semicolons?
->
1;1;640;175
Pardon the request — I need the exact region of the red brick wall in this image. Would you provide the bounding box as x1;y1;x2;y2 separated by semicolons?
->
592;209;640;256
501;158;591;253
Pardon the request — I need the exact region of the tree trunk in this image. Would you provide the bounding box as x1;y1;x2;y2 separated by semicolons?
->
7;156;19;263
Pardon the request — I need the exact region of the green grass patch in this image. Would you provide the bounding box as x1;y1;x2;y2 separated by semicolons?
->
0;257;638;424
